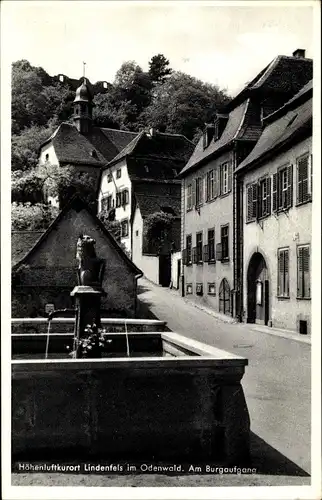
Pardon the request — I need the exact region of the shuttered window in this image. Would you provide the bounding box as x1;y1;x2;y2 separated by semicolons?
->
258;177;271;218
186;235;192;265
101;195;112;212
122;189;129;206
221;225;229;260
192;247;197;264
208;229;215;262
187;184;193;211
121;220;129;237
246;183;258;222
273;165;293;212
297;245;310;298
206;169;215;201
277;248;289;297
220;162;232;195
196;232;203;263
195;177;203;206
297;154;312;205
116;192;122;208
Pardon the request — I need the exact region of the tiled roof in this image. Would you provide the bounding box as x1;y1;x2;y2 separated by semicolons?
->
263;79;313;125
227;55;313;111
108;131;194;168
41;124;139;166
179;100;249;176
12;231;44;266
236;96;312;173
13;196;143;276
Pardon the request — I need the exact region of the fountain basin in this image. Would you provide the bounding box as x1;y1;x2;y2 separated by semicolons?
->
12;332;250;464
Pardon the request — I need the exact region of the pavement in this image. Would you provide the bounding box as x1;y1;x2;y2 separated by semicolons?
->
137;278;311;477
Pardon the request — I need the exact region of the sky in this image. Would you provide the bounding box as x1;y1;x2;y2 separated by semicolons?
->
1;0;316;96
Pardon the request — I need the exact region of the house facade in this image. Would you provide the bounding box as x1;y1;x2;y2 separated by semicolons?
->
98;129;194;257
132;182;181;286
236;81;312;334
179;49;313;319
38;78;138;207
12;197;143;318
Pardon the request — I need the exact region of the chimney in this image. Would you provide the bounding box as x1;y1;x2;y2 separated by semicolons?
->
292;49;306;59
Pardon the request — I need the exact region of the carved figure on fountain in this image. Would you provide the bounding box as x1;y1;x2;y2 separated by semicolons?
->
76;234;105;288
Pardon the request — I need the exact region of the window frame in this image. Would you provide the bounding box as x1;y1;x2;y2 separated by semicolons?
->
120;219;129;238
186;183;193;211
116;168;122;179
207;282;216;296
195;177;203;207
277;247;290;299
220;224;229;261
196;232;203;264
207;169;215;201
186;234;192;266
297;244;310;299
296;152;312;206
207;228;215;263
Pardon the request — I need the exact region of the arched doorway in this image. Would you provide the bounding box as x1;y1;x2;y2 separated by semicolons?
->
219;278;231;315
247;252;270;325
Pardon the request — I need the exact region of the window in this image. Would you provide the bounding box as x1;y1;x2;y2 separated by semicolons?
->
186;235;192;265
196;283;203;295
297;245;310;298
206;169;216;201
246;183;258;222
101;195;112;212
297;154;312;205
45;154;49;161
220;162;232;195
187;184;193;211
207;229;215;262
116;169;122;179
277;248;289;298
273;165;293;212
196;232;203;263
135;230;139;237
208;283;216;295
122;189;129;206
220;225;229;260
116;192;122;208
121;220;129;238
258;177;271;218
195;177;203;206
186;284;193;294
107;173;112;183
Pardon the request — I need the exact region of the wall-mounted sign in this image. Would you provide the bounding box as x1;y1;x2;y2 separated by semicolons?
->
256;280;263;306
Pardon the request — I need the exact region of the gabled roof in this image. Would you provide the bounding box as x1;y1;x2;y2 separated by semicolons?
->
236;88;312;174
40;124;138;166
106;130;195;170
13;196;143;277
226;54;313;111
179;99;261;177
12;231;44;267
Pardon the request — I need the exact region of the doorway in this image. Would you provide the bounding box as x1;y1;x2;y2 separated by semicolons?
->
247;252;270;325
159;254;171;287
219;278;231;315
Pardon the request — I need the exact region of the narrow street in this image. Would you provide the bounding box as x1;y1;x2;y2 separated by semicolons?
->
138;278;311;476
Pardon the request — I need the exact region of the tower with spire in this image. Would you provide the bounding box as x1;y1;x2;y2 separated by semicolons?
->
73;78;94;135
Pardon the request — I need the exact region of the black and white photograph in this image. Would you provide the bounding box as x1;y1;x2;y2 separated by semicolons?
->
1;1;321;499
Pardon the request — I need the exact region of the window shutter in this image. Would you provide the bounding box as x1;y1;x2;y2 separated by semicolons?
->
228;162;232;192
251;183;258;219
267;177;271;214
206;172;210;202
192;180;196;207
284;249;289;296
272;173;278;212
203;244;209;262
297;247;303;297
182;249;187;266
278;250;284;296
247;185;253;222
213;168;218;197
192;247;197;264
216;242;222;261
303;246;310;298
287;164;293;208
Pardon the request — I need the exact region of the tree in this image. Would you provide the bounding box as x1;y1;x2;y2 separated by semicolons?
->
140;71;231;141
11;202;59;231
148;54;172;84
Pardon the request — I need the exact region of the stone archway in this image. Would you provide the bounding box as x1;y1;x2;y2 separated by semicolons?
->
247;252;270;325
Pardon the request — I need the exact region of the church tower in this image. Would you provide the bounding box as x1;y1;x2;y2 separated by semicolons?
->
73;78;93;135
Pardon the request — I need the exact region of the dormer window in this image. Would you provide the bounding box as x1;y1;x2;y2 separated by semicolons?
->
90;150;98;158
213;114;229;141
45;154;49;162
203;125;215;150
